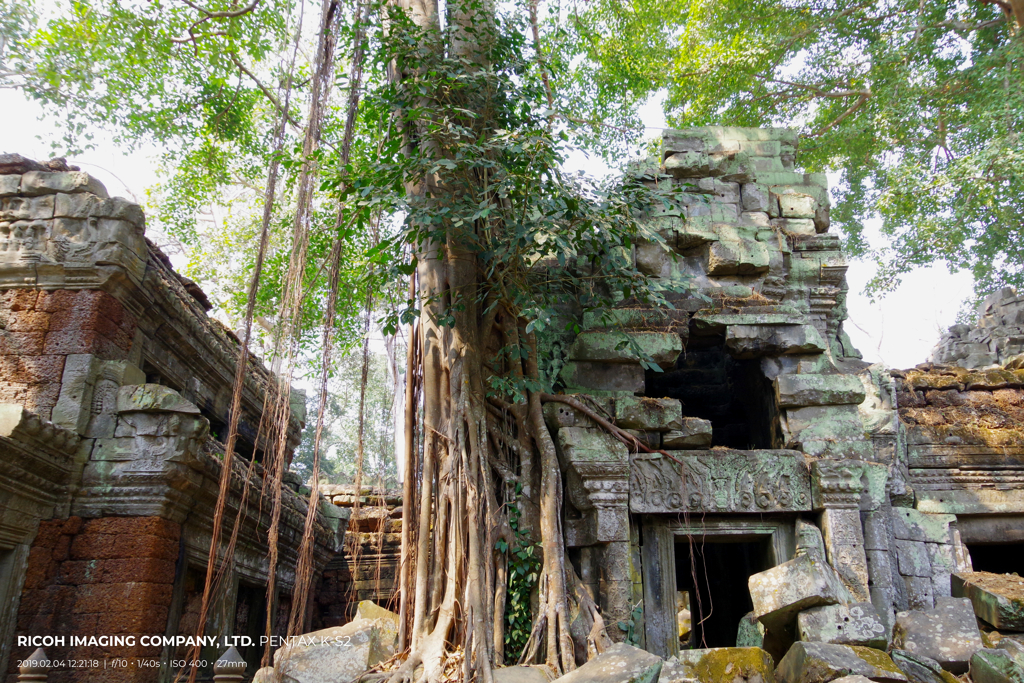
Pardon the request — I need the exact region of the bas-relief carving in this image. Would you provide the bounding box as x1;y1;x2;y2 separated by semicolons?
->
629;450;811;514
0;194;148;286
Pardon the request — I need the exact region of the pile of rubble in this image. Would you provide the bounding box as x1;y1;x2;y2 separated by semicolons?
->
256;565;1024;683
932;287;1024;369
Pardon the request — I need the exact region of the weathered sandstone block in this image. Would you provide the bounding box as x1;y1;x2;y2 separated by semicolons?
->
951;572;1024;631
749;551;850;631
892;598;983;673
552;642;662;683
776;642;907;683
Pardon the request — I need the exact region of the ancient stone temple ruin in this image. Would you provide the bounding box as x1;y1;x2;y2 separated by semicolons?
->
529;126;1024;679
0;156;348;682
3;123;1024;683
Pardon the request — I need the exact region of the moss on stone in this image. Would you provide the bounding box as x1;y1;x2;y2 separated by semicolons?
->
694;648;777;683
849;647;903;675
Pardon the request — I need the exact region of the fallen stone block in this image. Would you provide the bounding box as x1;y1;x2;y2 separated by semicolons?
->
552;642;662;683
355;600;399;628
776;642;907;683
891;597;983;673
615;396;683;431
951;572;1024;632
661;647;776;683
970;649;1024;683
998;638;1024;667
662;417;713;448
890;649;959;683
494;665;555;683
749;551;850;631
797;602;888;649
274;619;397;683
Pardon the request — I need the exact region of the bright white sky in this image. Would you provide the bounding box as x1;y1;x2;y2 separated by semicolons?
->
0;88;974;370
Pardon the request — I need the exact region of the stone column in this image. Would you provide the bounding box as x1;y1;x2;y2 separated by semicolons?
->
555;426;632;641
811;460;871;602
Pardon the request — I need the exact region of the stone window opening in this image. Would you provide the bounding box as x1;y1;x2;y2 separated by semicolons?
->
644;337;780;450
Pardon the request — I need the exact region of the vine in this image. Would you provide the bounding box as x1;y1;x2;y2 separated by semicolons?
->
498;486;541;662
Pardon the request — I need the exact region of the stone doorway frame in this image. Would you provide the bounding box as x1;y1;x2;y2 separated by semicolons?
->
640;515;796;658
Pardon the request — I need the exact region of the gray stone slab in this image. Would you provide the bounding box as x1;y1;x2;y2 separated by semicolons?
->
662;648;775;683
749;551;849;631
890;649;959;683
892;597;983;673
552;642;662;683
970;649;1024;683
951;572;1024;631
776;642;907;683
797;602;888;649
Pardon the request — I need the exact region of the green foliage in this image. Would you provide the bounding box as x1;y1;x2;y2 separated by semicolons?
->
499;486;541;662
557;0;1024;298
617;601;644;647
357;3;692;404
292;348;400;487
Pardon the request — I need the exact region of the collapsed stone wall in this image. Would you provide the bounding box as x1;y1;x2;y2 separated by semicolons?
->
531;126;1024;672
313;486;402;628
932;287;1024;368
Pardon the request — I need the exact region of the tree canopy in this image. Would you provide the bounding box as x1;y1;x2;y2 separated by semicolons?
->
3;0;1023;680
563;0;1024;301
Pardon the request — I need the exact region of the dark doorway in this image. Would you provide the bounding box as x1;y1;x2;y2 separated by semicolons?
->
674;537;772;648
235;582;268;675
966;544;1024;575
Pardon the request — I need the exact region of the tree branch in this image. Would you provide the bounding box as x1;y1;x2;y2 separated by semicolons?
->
811;91;871;137
178;0;262;19
229;53;301;128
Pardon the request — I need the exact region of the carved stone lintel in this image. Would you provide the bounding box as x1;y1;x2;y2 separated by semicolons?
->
630;449;811;514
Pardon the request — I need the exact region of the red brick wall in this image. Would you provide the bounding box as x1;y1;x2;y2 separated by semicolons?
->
0;288;137;420
6;517;180;683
